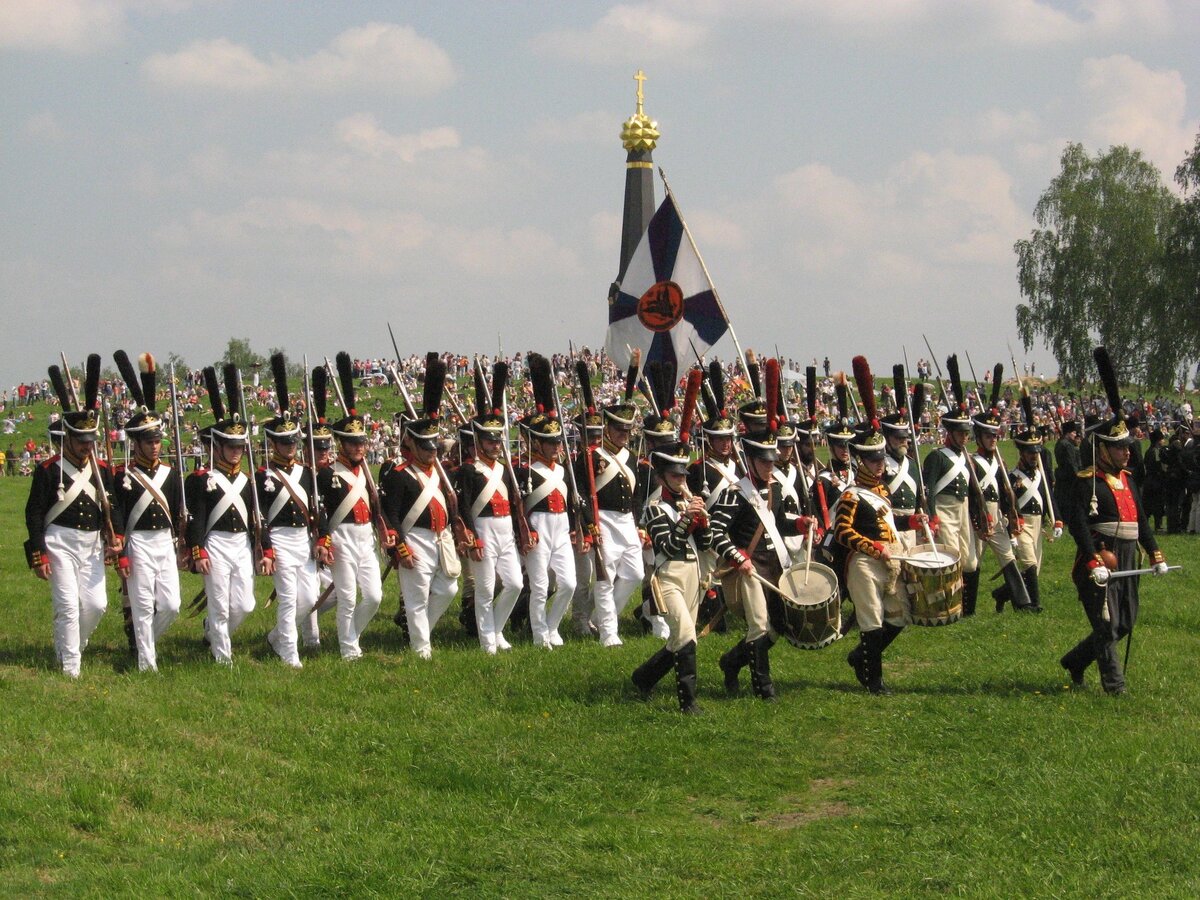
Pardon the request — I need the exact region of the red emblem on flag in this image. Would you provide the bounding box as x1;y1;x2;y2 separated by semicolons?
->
636;281;684;332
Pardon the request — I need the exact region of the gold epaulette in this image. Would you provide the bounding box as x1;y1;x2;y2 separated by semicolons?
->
1076;467;1095;478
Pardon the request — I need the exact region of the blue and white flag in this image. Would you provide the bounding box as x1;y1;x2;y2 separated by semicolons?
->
605;193;729;370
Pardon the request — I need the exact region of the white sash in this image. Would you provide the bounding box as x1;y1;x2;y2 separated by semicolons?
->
327;461;368;530
524;461;566;510
1013;467;1044;512
400;465;442;534
266;464;309;526
973;453;1000;495
126;464;172;532
593;446;635;493
468;459;508;520
736;476;792;570
848;485;898;537
206;470;249;533
931;447;968;497
885;455;916;503
774;465;799;506
704;458;739;510
44;458;98;526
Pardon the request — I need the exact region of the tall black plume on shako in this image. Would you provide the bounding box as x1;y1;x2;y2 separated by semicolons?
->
48;364;73;412
624;347;641;404
835;372;850;426
706;359;726;418
745;349;762;400
1093;346;1124;423
946;354;967;416
84;353;101;415
892;364;908;416
528;353;554;417
335;351;357;418
805;365;817;426
223;364;242;421
203;366;224;422
114;350;145;408
423;352;446;420
489;358;508;417
989;363;1003;414
311;365;328;424
473;359;491;418
271;352;291;422
576;359;597;416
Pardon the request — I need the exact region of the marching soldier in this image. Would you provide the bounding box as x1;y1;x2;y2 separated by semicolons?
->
25;356;118;678
186;366;266;665
711;423;810;701
817;375;856;518
970;366;1035;613
457;361;525;654
1061;348;1169;694
256;354;330;668
880;366;923;555
380;355;458;659
299;365;335;648
635;360;679;639
993;392;1060;614
632;442;711;714
568;361;604;638
520;355;579;649
318;352;395;661
839;358;928;694
922;356;982;615
575;353;644;648
111;351;183;672
1054;420;1082;522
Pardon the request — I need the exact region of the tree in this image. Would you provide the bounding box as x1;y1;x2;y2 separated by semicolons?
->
1167;128;1200;372
218;338;265;373
1014;143;1181;387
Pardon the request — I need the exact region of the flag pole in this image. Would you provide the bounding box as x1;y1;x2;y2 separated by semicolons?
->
658;167;748;380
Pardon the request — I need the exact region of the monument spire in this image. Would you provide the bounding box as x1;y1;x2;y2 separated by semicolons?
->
615;69;660;284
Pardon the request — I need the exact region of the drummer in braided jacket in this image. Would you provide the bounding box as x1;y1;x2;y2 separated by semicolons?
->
836;411;928;695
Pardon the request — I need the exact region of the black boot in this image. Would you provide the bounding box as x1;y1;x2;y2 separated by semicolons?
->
961;570;980;617
122;603;137;656
719;640;750;695
748;636;777;701
847;639;868;687
674;641;702;715
999;562;1034;611
861;628;889;695
631;646;676;699
992;581;1011;612
1060;639;1092;687
456;590;477;637
1022;567;1042;612
880;621;904;650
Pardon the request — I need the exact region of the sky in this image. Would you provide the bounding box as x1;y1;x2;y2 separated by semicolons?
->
3;0;1199;389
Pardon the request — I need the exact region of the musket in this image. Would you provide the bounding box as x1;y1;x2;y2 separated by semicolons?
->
234;368;267;565
688;338;749;477
495;380;533;552
964;354;1021;540
571;358;610;582
548;372;593;566
923;340;989;534
922;335;954;411
300;356;325;544
167;363;191;545
962;351;988;414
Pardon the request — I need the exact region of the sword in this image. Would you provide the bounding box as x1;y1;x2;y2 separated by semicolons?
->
1106;565;1181;581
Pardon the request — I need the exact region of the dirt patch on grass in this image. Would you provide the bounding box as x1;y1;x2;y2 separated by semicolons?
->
757;799;851;828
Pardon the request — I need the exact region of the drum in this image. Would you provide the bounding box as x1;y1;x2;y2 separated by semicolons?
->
903;544;963;626
776;562;842;650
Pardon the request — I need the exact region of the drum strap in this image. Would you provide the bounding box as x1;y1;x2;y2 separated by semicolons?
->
737;476;791;570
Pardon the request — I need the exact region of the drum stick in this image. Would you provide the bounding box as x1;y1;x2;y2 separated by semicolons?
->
743;566;801;604
804;520;814;585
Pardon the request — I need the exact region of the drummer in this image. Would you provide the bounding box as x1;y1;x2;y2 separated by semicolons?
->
631;442;712;714
710;427;813;701
837;417;929;695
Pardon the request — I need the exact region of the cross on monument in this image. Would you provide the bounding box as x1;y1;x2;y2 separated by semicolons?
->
634;69;646;115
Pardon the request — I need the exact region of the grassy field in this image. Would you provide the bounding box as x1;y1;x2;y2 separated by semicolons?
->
1;394;1198;896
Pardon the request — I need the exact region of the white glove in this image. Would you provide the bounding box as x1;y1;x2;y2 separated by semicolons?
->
1053;526;1063;540
1091;565;1110;586
1153;562;1169;576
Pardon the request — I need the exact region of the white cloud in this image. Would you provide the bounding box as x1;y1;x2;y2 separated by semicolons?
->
143;22;457;94
0;0;124;53
336;114;460;163
1079;54;1192;178
531;5;708;65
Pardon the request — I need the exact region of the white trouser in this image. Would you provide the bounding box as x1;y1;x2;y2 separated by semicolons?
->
935;497;978;573
301;565;334;646
269;526;317;665
202;530;255;664
1013;516;1043;572
591;509;645;646
125;529;180;671
650;559;701;652
1190;493;1200;533
470;516;523;652
398;527;459;657
330;522;381;660
640;544;670;640
526;511;577;645
45;524;107;677
975;500;1017;569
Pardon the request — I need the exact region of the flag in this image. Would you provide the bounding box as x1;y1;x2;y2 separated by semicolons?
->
605;193;729;370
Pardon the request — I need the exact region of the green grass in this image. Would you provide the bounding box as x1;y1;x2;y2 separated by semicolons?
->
1;405;1199;896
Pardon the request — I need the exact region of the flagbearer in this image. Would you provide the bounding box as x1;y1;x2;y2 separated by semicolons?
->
632;442;712;714
25;356;118;678
257;354;330;668
318;352;395;661
111;351;184;672
186;366;266;665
